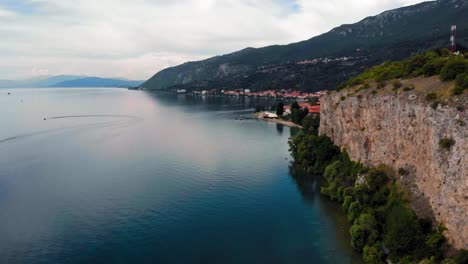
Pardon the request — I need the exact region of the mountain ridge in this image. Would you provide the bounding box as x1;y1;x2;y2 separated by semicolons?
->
141;0;468;92
50;77;143;88
0;75;144;88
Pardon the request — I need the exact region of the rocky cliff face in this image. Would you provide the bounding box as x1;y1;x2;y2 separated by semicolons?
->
319;81;467;249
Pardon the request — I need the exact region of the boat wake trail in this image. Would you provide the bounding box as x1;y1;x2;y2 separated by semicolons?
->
0;137;17;143
44;114;142;120
0;114;144;145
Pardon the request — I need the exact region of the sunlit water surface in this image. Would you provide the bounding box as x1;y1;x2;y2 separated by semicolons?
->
0;88;362;263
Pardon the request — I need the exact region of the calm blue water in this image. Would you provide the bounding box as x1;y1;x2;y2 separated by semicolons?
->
0;88;362;263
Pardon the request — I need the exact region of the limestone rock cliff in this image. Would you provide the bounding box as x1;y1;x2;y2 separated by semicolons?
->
319;78;467;249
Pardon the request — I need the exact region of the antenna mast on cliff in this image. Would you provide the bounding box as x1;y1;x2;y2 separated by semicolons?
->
450;25;457;53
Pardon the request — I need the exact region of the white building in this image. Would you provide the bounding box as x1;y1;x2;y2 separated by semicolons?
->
263;112;278;119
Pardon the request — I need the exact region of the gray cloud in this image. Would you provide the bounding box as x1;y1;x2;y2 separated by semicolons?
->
0;0;423;80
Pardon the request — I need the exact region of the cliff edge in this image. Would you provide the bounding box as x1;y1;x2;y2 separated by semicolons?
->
319;77;467;249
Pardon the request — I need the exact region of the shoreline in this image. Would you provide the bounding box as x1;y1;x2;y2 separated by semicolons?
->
254;112;303;128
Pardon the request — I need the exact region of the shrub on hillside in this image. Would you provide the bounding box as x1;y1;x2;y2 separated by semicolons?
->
384;203;423;255
422;61;440;76
453;250;468;264
403;84;415;91
456;73;468;88
425;93;437;101
453;86;465;95
430;101;440;110
439;138;455;150
440;58;468;81
392;80;402;89
337;50;468;91
438;48;452;57
377;81;386;89
405;54;427;76
453;73;468;95
398;168;409;176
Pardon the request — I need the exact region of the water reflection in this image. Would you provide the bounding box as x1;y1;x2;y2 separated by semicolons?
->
289;165;316;204
0;89;364;264
276;123;284;135
147;93;296;112
288;158;363;264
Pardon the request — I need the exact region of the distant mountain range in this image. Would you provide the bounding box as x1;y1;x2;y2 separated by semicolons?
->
0;75;144;88
141;0;468;92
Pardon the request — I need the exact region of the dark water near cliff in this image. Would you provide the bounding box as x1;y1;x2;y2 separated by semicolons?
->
0;88;362;263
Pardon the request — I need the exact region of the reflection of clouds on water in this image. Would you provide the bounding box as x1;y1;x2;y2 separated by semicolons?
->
0;89;363;263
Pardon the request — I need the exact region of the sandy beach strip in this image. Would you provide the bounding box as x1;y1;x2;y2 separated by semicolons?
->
254;113;303;128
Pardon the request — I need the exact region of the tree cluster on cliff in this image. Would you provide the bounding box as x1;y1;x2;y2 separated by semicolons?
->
290;101;310;125
337;49;468;96
288;131;467;264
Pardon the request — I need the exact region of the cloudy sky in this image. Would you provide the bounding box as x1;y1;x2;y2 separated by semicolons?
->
0;0;424;80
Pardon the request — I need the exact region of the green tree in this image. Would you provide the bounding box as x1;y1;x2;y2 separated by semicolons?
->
276;102;285;116
291;107;309;124
342;195;353;211
302;115;320;135
440;259;456;264
347;201;362;222
384;203;422;254
289;134;340;175
405;54;427;75
424;225;446;256
420;257;438;264
453;249;468;264
350;213;380;252
363;243;384;264
291;101;300;109
366;169;389;192
440;58;468;81
453;73;468;95
309;97;319;105
350;224;367;251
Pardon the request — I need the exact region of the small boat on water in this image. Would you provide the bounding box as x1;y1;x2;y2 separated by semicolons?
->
236;114;245;120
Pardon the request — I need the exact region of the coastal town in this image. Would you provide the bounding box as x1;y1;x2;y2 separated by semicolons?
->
220;89;326;100
175;88;325;125
174;88;325;126
222;89;324;115
177;88;326;100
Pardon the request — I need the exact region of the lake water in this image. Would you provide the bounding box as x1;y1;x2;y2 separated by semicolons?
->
0;88;362;263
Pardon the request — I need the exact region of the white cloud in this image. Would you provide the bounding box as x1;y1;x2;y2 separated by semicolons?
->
0;7;15;17
0;0;424;80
